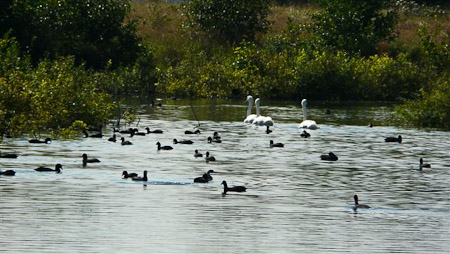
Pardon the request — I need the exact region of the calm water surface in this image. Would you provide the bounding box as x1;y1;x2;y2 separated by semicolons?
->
1;99;449;253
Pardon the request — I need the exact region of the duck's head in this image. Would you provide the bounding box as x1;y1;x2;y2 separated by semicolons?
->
270;140;274;145
207;137;212;143
82;153;88;159
353;195;359;205
45;137;52;143
207;170;215;174
206;152;210;157
121;137;125;141
55;164;63;171
122;171;128;176
156;142;161;146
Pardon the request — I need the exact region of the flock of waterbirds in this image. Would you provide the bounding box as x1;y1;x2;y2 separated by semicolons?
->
1;96;433;209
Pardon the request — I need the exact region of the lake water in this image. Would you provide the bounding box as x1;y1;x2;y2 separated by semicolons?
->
1;99;449;253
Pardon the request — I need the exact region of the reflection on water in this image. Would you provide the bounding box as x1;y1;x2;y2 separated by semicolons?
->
1;99;449;253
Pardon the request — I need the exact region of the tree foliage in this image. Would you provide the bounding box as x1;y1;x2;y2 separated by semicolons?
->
0;35;114;137
183;0;272;43
312;0;398;55
2;0;142;69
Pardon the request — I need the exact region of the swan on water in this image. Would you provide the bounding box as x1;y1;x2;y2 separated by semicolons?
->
298;99;318;130
244;95;257;124
253;97;274;126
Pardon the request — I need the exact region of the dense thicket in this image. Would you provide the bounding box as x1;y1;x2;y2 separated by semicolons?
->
312;0;398;55
0;36;114;137
183;0;272;43
1;0;142;69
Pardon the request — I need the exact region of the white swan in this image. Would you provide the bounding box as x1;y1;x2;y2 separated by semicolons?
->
253;98;274;126
298;99;318;129
244;95;257;123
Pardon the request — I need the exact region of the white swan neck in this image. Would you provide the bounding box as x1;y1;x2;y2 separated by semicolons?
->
247;100;253;116
303;104;307;120
255;100;261;116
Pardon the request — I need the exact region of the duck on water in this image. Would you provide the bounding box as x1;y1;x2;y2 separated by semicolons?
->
221;180;247;194
35;163;63;173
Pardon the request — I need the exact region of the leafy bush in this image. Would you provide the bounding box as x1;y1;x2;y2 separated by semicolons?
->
182;0;272;43
2;0;142;69
0;36;114;138
395;77;450;129
311;0;398;55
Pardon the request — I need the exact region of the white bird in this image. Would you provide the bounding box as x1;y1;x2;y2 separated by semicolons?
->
253;97;274;126
298;99;318;129
244;95;257;124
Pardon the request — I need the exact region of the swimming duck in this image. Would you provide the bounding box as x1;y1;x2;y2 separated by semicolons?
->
121;137;133;146
132;170;148;181
207;137;222;143
156;142;173;150
265;126;272;134
205;152;216;162
108;134;117;142
35;163;63;173
419;158;431;169
385;135;402;143
368;123;373;128
194;169;215;182
0;170;16;176
145;127;163;134
194;173;210;183
353;195;371;209
130;129;146;137
113;127;133;134
194;150;203;158
82;153;100;165
213;132;221;140
173;139;194;144
270;140;284;148
300;130;311;138
0;151;18;158
185;129;201;134
320;152;338;161
29;138;52;144
221;180;247;194
122;171;138;178
83;130;103;138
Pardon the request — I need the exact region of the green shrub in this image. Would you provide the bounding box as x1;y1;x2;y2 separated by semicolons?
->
0;36;114;138
395;77;450;129
2;0;142;69
311;0;398;55
182;0;272;43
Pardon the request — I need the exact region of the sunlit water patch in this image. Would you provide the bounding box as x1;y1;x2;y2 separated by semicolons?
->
1;99;449;253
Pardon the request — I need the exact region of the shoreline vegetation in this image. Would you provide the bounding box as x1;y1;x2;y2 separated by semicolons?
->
1;0;449;137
